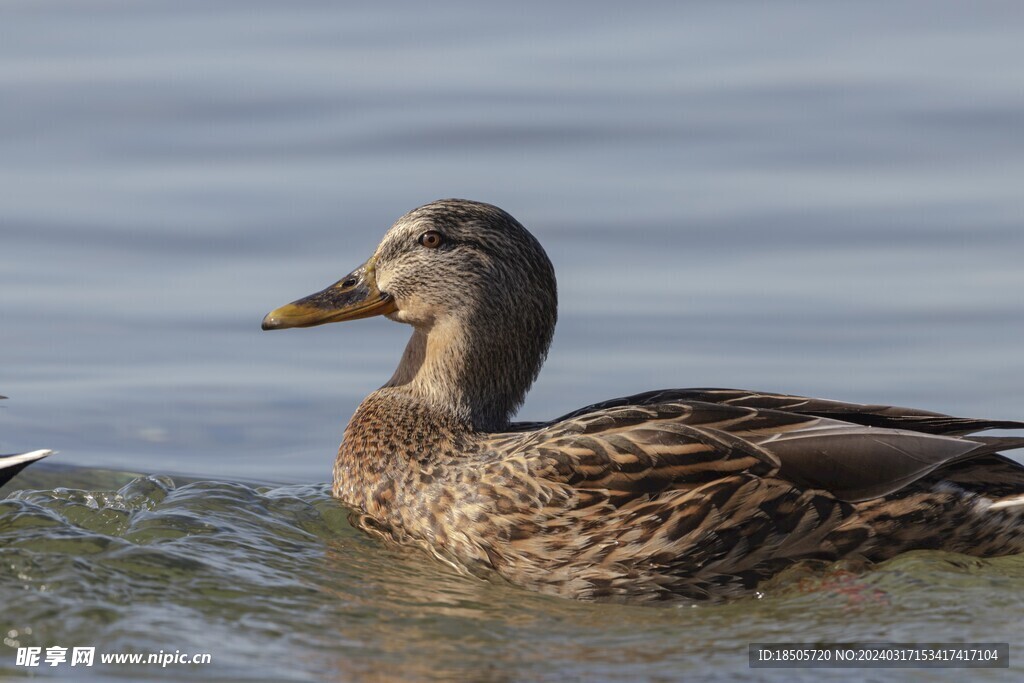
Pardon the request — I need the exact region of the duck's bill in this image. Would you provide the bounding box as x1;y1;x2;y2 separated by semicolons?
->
262;269;396;330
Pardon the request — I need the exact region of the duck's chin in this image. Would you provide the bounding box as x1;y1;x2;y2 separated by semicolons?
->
382;304;422;325
385;310;434;327
379;293;442;327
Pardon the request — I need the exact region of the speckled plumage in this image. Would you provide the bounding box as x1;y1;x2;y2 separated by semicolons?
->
265;199;1024;603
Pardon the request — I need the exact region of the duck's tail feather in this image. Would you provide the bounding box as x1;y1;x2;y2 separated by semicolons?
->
968;436;1024;456
0;449;54;487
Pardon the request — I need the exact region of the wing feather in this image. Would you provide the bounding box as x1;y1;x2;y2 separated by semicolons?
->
503;391;1024;505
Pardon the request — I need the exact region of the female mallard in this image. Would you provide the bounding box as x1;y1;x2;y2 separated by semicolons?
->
263;199;1024;602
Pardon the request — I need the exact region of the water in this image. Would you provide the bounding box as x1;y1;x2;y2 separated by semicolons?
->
2;0;1024;679
4;467;1024;682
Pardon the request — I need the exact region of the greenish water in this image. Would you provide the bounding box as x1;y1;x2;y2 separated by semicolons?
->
3;464;1023;681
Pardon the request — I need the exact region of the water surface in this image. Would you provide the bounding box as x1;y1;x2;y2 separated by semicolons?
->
3;466;1024;682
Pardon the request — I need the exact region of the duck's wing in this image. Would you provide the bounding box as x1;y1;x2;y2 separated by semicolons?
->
510;399;1024;504
558;388;1024;436
507;402;784;507
0;450;53;487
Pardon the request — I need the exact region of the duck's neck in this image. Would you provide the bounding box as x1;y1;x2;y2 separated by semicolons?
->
334;318;532;508
383;310;550;432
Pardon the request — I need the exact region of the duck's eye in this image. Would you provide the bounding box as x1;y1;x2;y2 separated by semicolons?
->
418;230;445;249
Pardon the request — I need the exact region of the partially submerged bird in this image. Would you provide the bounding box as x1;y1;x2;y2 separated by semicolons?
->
0;396;53;487
263;199;1024;602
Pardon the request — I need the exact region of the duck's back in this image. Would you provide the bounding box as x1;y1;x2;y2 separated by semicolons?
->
458;389;1024;600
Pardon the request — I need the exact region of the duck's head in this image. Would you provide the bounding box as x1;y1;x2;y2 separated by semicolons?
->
263;199;557;430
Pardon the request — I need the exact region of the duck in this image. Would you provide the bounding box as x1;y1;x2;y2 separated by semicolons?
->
0;396;53;487
262;199;1024;602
